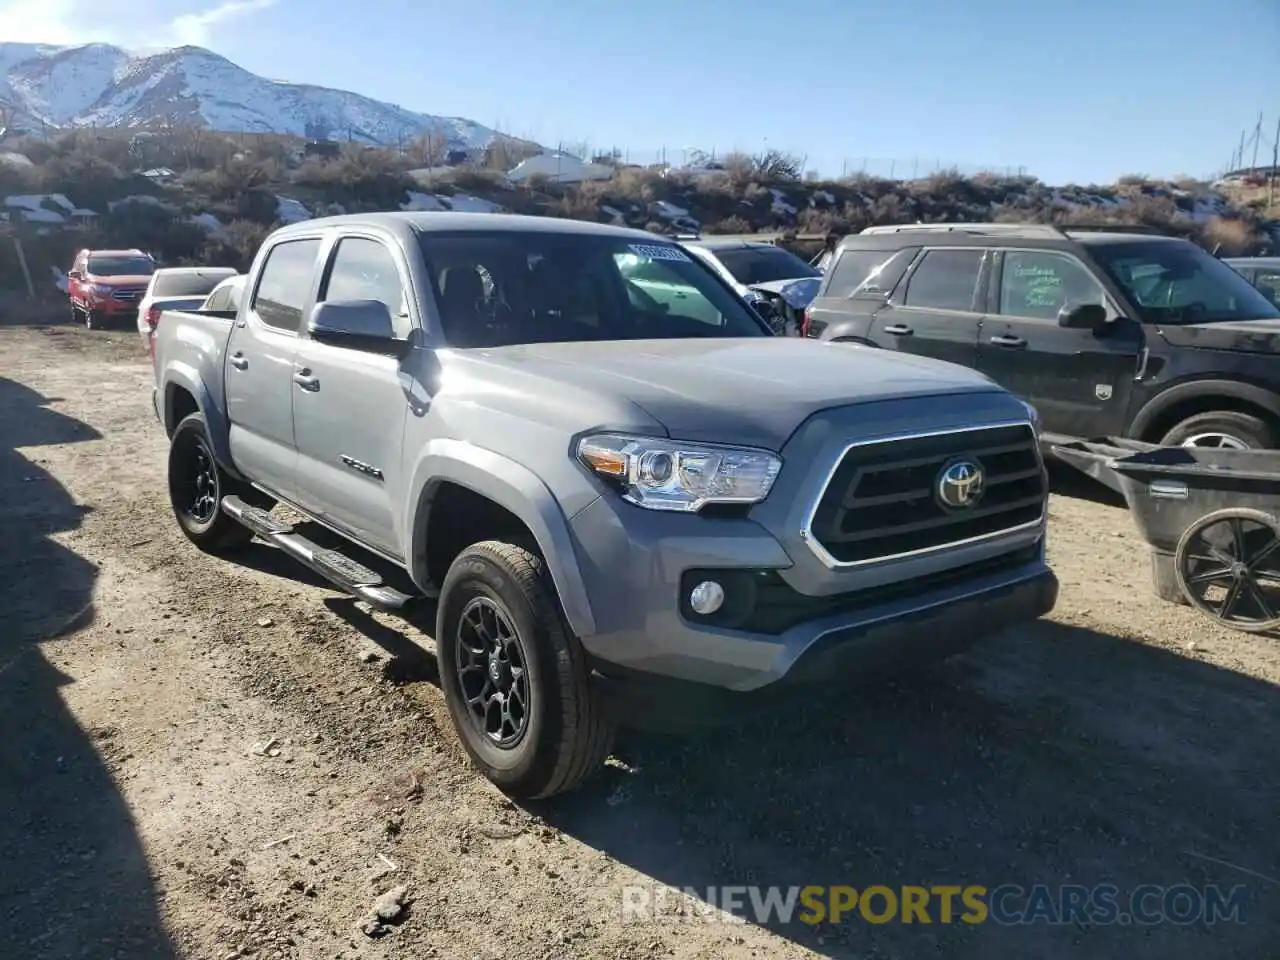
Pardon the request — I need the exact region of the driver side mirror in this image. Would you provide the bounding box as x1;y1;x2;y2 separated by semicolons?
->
1058;301;1107;330
307;299;410;357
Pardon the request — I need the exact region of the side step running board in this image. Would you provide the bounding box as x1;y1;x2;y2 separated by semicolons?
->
221;495;414;612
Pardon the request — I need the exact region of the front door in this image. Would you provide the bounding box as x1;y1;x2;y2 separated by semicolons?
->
290;235;414;558
867;247;987;369
977;248;1143;439
224;236;323;501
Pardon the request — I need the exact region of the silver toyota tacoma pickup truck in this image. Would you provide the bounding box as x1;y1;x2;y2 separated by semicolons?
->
152;212;1058;798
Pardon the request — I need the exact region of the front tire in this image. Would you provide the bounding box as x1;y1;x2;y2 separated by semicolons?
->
1160;411;1277;450
437;541;614;798
167;412;256;553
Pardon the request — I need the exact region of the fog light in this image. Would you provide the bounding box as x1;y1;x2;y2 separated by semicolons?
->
689;580;726;615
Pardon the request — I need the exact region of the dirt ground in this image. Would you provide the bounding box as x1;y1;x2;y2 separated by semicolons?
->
1;318;1276;960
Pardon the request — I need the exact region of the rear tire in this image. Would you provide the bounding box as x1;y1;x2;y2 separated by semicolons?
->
1160;411;1277;451
437;541;614;798
167;412;258;553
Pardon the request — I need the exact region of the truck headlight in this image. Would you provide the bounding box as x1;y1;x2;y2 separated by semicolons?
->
576;433;782;512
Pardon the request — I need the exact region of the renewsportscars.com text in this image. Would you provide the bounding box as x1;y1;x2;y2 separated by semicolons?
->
620;883;1248;927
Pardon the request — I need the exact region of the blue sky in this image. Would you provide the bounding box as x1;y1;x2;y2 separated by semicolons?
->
4;0;1277;183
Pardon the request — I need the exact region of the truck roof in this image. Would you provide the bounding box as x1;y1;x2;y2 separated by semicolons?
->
271;211;668;243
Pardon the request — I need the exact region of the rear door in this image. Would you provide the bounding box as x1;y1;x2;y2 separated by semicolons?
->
866;246;987;368
977;247;1143;438
224;236;324;502
290;233;415;558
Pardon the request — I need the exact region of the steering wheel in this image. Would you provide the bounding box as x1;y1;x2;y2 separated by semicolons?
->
474;296;518;342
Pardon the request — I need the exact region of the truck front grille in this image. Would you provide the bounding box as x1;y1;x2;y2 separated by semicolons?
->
111;287;144;302
806;423;1045;566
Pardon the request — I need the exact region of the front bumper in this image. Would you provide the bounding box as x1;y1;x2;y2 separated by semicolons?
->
568;494;1057;694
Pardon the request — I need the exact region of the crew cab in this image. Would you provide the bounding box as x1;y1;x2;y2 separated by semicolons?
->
805;223;1280;450
152;212;1058;798
67;248;157;329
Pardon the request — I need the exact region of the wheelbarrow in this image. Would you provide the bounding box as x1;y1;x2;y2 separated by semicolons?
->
1052;438;1280;633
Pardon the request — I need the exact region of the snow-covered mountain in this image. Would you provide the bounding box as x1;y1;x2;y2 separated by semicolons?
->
0;42;512;152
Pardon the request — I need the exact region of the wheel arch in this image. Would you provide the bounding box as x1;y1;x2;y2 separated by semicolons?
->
160;363;238;471
405;439;596;638
1129;379;1280;444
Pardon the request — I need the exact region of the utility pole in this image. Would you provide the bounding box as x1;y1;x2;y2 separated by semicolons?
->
1251;111;1264;170
1270;114;1279;209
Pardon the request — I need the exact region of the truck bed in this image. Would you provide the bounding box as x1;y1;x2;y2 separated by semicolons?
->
152;307;239;437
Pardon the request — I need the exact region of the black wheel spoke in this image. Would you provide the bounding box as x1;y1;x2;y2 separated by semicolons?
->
1229;518;1248;561
454;596;531;748
1218;578;1246;619
1246;535;1280;573
1244;575;1276;622
1187;566;1232;587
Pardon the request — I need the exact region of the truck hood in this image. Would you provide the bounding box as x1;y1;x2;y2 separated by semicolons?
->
1157;317;1280;355
484;338;1003;449
746;277;822;310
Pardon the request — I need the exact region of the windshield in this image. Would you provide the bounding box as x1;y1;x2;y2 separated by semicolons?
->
1090;241;1280;324
418;231;771;347
88;255;155;277
153;271;231;297
712;246;821;285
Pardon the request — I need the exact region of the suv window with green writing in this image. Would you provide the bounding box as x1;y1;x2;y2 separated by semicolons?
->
998;250;1105;320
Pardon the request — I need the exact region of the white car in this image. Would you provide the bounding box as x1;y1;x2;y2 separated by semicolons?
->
200;274;247;313
137;267;238;348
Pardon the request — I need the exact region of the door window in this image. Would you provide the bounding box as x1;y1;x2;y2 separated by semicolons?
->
902;249;984;312
998;250;1105;320
1254;270;1280;307
252;238;321;331
322;237;410;337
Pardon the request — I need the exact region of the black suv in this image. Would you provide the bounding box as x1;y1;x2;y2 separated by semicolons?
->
804;223;1280;450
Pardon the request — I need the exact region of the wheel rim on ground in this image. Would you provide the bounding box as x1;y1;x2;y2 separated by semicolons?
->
174;433;220;525
454;596;530;747
1180;433;1251;450
1176;511;1280;632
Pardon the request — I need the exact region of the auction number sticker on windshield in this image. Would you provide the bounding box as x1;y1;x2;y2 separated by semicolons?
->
629;243;692;263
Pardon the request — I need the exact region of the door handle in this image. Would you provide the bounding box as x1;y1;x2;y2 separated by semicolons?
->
292;370;319;391
229;353;248;370
989;334;1027;348
882;324;913;336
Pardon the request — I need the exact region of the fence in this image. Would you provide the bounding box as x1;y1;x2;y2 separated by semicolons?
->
532;140;1031;181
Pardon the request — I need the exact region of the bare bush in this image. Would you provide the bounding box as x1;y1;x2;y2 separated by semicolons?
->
1200;215;1261;256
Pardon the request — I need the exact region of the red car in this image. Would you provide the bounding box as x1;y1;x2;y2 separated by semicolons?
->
67;248;158;329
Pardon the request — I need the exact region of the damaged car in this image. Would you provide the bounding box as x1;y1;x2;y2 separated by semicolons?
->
679;236;823;335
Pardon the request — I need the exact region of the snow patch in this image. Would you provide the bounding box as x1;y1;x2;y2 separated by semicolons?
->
445;194;501;214
770;188;797;216
401;191;447;212
275;195;311;224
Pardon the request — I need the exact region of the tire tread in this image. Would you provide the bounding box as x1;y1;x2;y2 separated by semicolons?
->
449;540;614;798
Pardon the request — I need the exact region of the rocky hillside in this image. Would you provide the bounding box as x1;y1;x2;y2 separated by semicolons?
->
0;41;521;153
1;130;1275;301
